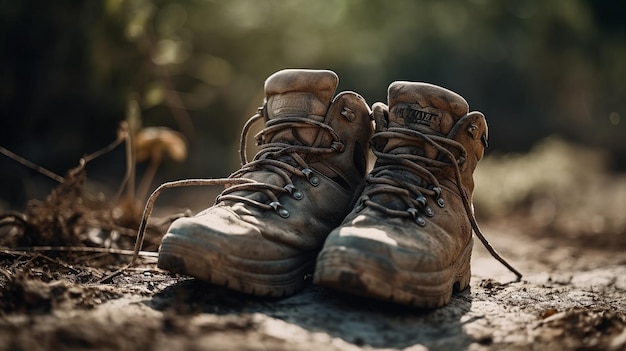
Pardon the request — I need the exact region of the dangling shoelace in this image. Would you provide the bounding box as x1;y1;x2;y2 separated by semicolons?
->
358;126;523;281
124;111;522;283
125;106;347;270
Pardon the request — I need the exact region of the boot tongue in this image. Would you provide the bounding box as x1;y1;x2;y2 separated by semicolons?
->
387;81;469;136
384;82;470;158
227;70;339;205
369;82;471;211
263;69;338;146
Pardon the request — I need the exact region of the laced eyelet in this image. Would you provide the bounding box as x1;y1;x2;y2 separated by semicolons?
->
331;141;345;152
415;195;426;207
407;207;418;217
254;134;263;146
432;186;442;198
407;208;426;226
302;168;320;186
355;196;369;213
430;186;445;208
283;184;303;200
269;202;289;218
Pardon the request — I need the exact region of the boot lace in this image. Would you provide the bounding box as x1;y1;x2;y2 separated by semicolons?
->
126;106;347;269
357;126;523;281
126;110;522;282
215;106;346;218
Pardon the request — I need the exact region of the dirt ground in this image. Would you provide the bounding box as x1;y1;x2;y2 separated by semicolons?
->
1;212;625;351
0;153;625;351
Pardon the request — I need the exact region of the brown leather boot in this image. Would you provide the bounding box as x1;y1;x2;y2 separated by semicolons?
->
314;81;489;308
157;69;373;297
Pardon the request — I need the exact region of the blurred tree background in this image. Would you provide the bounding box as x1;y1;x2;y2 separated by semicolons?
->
1;0;625;219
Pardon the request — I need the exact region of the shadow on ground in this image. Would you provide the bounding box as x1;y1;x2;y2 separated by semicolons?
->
147;279;475;349
1;223;625;350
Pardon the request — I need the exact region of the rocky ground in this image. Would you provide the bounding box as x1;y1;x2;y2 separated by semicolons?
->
1;216;624;351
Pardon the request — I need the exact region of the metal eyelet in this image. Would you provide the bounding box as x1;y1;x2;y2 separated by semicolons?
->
424;206;434;217
415;195;426;207
302;168;313;178
302;168;320;186
331;141;345;152
309;177;320;186
415;216;426;226
431;186;445;208
407;207;418;218
407;207;426;226
432;186;442;198
269;202;289;218
355;196;369;213
284;184;303;200
341;106;356;121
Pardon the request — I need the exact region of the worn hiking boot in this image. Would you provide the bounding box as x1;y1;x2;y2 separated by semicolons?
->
157;69;373;297
314;81;489;308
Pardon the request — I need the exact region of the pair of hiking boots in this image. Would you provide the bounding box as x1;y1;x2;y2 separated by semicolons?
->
157;69;498;308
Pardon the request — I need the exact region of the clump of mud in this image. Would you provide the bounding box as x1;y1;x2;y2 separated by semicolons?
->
534;308;626;350
0;163;180;260
0;270;122;315
1;165;105;248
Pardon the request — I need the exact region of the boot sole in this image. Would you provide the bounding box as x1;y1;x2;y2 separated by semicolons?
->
313;238;473;308
158;233;317;297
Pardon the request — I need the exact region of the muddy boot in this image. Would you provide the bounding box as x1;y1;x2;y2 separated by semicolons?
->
314;81;489;308
157;69;373;297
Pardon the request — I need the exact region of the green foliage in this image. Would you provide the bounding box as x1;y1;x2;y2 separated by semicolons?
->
1;0;625;206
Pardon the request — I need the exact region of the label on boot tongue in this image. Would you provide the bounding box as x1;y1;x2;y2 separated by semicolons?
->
265;93;328;148
267;93;327;121
391;103;453;135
